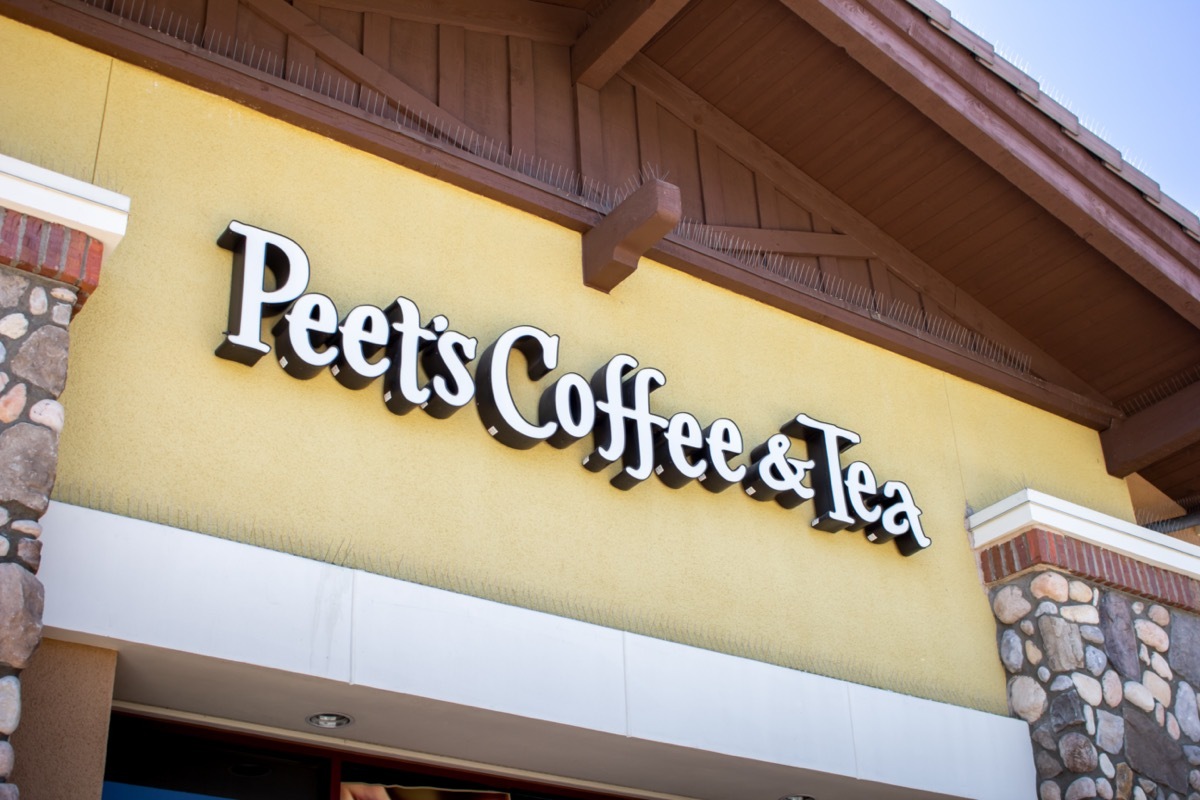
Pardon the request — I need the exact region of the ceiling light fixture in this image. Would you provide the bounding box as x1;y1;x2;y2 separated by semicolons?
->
306;712;353;729
779;795;816;800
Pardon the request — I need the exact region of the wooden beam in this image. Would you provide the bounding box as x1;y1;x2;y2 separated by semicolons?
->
779;0;1200;330
583;179;682;292
572;0;690;90
707;226;875;258
315;0;588;45
244;0;478;138
754;173;781;229
1102;381;1200;477
621;54;1108;403
811;216;850;290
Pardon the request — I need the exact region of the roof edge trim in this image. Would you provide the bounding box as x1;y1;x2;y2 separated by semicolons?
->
903;0;1200;237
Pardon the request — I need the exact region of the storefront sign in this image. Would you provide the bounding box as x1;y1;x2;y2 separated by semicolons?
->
216;221;930;555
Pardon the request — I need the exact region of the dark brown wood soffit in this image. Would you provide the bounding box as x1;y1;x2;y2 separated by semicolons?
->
0;0;1125;433
647;0;1200;412
781;0;1200;331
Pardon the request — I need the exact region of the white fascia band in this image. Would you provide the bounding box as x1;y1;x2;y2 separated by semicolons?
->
967;488;1200;580
39;502;1035;800
0;153;130;254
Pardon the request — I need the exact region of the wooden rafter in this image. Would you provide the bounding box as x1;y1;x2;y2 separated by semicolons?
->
621;54;1108;403
780;0;1200;330
244;0;480;139
314;0;588;45
1102;381;1200;478
572;0;690;89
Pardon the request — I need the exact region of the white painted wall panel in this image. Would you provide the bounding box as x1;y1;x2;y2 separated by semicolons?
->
623;633;858;775
39;503;354;681
352;571;627;733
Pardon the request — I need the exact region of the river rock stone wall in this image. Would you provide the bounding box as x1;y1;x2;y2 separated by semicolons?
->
0;267;76;799
0;202;106;799
992;568;1200;800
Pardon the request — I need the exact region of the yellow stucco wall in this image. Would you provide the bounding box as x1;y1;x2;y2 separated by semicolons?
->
0;17;1136;713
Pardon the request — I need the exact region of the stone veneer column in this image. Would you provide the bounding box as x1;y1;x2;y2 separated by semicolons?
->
0;203;107;799
973;500;1200;800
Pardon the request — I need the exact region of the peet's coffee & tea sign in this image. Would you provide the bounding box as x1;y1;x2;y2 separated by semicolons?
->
215;220;930;556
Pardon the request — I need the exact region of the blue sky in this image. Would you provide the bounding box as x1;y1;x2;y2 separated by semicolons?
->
937;0;1199;214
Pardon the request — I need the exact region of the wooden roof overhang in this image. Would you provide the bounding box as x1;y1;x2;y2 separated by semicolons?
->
6;0;1198;505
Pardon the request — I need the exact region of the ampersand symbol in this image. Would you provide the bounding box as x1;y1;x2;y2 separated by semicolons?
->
743;433;816;509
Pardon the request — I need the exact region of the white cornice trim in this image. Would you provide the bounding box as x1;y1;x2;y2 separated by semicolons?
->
0;154;130;254
967;488;1200;579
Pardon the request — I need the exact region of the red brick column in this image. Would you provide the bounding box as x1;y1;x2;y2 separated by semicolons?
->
979;527;1200;613
0;205;104;312
0;205;104;798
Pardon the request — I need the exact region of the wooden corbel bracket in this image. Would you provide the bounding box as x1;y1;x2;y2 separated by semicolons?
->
582;179;682;293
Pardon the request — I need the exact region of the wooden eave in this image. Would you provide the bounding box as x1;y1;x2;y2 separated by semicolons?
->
783;0;1200;328
763;0;1200;502
5;0;1199;504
